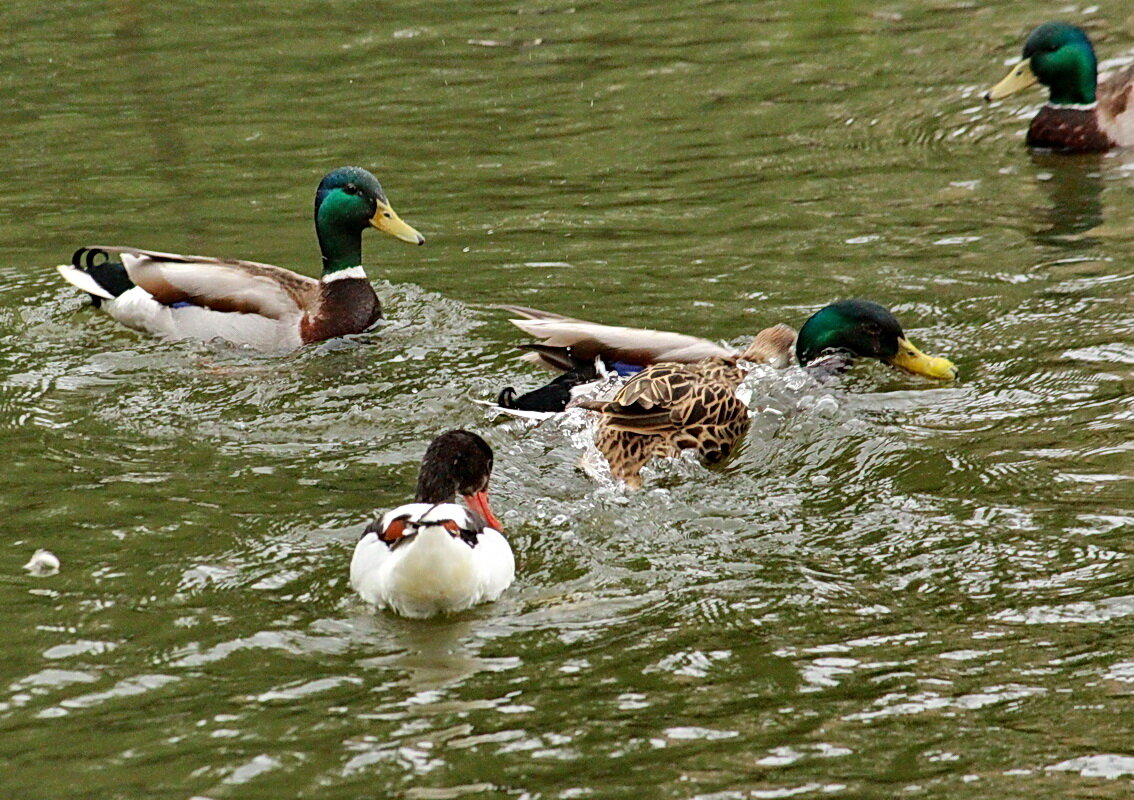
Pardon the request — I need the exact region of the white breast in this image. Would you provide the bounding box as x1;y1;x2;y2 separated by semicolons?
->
350;503;515;618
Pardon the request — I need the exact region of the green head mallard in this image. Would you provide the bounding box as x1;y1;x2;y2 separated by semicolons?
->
314;166;423;273
985;22;1134;152
57;166;423;351
794;299;957;380
499;300;956;487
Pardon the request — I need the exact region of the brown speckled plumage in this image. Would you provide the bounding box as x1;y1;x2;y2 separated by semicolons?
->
575;324;799;489
581;358;750;489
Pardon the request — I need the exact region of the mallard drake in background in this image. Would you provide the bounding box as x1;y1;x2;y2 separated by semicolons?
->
500;300;957;488
351;430;515;618
56;167;424;351
984;21;1134;152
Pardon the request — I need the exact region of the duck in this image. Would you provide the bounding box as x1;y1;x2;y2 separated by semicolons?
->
499;300;957;488
56;166;424;351
984;21;1134;152
350;430;515;618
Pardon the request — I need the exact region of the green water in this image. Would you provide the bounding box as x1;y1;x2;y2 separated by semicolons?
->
2;0;1134;797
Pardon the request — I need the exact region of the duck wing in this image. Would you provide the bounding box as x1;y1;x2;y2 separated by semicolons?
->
575;362;705;433
87;246;319;319
508;309;732;371
497;304;587;323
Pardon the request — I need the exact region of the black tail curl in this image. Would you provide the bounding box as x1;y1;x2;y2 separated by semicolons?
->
72;247;111;269
69;247;134;306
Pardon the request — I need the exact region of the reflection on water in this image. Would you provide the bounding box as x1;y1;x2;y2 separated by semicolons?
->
110;0;205;245
2;0;1134;797
356;614;519;693
1030;152;1105;245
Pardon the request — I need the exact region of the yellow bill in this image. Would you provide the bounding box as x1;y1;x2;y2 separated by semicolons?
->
984;58;1038;101
371;201;425;245
887;338;957;380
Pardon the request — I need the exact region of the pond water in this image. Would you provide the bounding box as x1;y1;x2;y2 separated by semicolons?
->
2;0;1133;797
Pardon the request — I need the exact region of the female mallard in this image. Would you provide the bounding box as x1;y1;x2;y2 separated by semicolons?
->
985;22;1134;152
56;167;424;351
351;430;515;618
501;300;957;488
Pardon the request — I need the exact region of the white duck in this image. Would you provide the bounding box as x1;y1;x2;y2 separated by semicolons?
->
351;430;515;618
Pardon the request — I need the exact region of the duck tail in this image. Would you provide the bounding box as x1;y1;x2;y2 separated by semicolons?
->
56;248;135;307
497;359;602;412
517;343;587;373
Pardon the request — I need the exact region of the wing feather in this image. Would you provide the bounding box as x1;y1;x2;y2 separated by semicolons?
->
496;304;586;323
577;358;746;435
576;364;695;433
509;317;732;368
517;344;592;372
91;246;318;319
574;398;676;432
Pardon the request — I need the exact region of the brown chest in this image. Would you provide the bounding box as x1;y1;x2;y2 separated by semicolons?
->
300;278;382;343
1027;106;1114;153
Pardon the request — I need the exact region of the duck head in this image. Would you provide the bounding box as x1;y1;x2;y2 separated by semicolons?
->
985;22;1098;105
314;166;424;274
415;430;503;531
795;299;957;380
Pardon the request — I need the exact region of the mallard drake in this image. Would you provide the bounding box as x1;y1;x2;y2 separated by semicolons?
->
56;167;424;351
501;300;957;488
351;430;515;618
984;22;1134;152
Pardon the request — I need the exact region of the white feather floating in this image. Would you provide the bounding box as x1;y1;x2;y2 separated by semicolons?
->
24;549;60;576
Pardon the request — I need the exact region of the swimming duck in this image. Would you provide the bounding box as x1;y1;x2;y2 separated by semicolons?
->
351;430;515;618
501;300;957;488
984;22;1134;152
56;167;424;351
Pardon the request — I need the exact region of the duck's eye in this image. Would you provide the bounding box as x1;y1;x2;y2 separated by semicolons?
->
863;322;882;336
343;183;360;195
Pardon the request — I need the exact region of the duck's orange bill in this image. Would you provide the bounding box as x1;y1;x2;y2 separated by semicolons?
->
464;491;503;532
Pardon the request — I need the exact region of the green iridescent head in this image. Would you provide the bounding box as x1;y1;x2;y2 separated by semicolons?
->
795;299;957;380
986;22;1098;106
313;166;424;274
